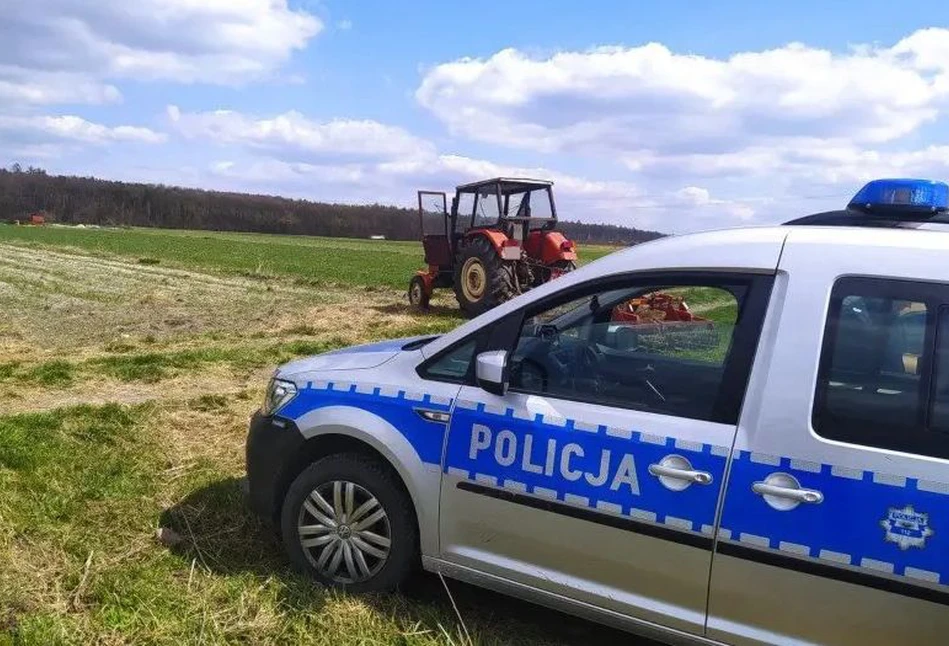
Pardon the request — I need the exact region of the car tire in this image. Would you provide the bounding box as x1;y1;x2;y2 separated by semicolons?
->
281;453;418;593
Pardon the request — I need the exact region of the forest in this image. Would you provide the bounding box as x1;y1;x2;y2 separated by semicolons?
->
0;165;663;245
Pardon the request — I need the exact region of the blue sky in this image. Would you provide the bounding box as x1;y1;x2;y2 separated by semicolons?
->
2;1;949;232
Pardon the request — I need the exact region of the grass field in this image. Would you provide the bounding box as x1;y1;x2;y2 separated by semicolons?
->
0;225;634;646
0;225;617;290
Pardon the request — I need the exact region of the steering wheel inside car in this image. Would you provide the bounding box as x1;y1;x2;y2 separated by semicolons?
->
575;340;667;406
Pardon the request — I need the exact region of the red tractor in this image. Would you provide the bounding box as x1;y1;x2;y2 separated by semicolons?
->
410;178;578;317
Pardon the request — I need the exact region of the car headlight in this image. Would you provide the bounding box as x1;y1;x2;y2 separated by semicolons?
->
262;378;298;416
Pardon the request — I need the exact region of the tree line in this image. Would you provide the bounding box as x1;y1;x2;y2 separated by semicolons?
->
0;166;664;245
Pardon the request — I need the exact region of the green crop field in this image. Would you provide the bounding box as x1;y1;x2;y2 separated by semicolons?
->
0;225;638;646
0;224;617;290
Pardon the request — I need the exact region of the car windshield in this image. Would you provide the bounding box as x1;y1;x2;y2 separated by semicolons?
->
533;287;633;332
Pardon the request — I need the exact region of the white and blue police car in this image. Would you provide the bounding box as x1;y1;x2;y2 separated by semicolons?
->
246;179;949;645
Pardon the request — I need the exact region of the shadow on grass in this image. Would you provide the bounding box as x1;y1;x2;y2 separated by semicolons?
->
161;477;642;645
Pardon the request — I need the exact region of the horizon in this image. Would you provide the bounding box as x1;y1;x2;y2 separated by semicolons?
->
0;162;669;237
3;2;949;234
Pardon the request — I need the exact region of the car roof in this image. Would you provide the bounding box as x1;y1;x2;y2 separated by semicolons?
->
420;222;949;360
421;226;788;358
456;177;554;194
785;208;949;230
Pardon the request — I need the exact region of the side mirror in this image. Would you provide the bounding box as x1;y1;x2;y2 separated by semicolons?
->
475;350;509;396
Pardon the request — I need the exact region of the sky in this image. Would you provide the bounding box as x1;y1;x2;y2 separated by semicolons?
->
2;1;949;233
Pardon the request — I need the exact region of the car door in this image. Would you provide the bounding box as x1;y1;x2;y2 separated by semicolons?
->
435;271;774;635
708;229;949;645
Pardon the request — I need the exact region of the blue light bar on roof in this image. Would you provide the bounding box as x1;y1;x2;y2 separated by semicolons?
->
848;178;949;214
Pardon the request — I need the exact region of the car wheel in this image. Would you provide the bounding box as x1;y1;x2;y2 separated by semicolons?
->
281;453;418;592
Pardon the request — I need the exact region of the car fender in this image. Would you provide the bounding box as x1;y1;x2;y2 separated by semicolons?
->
293;404;442;557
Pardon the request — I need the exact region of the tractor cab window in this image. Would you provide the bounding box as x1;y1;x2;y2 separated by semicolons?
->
508;281;745;422
507;189;553;221
454;193;475;234
474;189;500;228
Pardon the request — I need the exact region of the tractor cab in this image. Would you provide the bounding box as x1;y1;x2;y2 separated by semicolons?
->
412;178;578;317
453;177;558;242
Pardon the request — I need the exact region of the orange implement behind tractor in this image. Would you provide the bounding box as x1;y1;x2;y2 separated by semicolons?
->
609;292;718;352
410;178;578;317
611;292;711;327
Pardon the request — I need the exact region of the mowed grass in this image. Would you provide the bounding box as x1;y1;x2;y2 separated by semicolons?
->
0;234;634;645
0;224;618;290
0;404;613;646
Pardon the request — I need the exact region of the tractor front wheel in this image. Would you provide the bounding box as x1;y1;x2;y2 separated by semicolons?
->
453;237;516;318
408;275;430;309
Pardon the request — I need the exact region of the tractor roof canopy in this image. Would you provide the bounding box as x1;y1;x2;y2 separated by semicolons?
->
456;177;553;196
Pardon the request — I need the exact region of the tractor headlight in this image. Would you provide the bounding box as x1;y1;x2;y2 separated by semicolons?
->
262;378;297;417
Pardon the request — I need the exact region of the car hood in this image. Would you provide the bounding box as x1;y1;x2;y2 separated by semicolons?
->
276;336;435;377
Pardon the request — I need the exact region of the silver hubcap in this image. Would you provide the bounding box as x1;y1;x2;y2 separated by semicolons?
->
297;480;391;584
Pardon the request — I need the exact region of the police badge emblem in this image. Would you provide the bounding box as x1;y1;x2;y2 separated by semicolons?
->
880;505;934;550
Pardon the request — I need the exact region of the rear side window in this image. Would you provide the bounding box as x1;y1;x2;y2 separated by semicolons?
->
813;277;949;457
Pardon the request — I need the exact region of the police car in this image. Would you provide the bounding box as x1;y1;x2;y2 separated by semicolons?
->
245;178;949;645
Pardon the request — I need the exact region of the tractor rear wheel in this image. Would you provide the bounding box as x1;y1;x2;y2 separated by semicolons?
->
408;276;429;309
453;237;516;317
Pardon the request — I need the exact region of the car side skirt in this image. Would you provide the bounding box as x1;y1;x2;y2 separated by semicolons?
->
421;556;726;646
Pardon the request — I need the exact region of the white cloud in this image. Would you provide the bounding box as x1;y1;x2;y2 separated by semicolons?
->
204;152;652;219
201;145;752;230
0;115;166;145
417;30;949;157
0;67;122;106
0;0;322;105
675;186;711;206
0;0;321;165
168;106;435;163
414;29;949;228
337;20;353;31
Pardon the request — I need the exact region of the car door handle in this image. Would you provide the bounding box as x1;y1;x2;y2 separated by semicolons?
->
648;463;713;485
752;482;823;504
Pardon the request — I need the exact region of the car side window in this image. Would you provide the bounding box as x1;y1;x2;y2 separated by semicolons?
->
813;277;949;457
507;280;746;423
421;339;478;383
